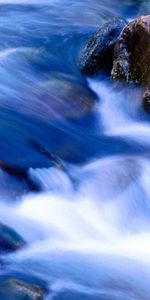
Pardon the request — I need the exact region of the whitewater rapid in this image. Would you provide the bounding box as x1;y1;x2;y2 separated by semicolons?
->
0;2;149;299
0;80;150;270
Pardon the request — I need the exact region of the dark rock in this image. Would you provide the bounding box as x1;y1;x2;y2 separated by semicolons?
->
0;161;42;193
112;15;150;85
0;223;25;254
79;17;127;76
0;278;45;300
142;87;150;113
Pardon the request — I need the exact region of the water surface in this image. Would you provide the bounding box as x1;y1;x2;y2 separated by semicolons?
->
0;0;150;299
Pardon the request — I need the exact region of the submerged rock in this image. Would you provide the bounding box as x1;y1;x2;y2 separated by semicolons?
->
36;73;97;122
54;291;98;300
0;223;25;254
79;17;127;76
0;279;45;300
112;15;150;85
81;157;141;200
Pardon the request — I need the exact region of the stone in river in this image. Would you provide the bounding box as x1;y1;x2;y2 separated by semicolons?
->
0;278;45;300
79;17;127;76
112;15;150;85
142;87;150;113
0;223;25;254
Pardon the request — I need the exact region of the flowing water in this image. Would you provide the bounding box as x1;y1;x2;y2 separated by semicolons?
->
0;0;150;299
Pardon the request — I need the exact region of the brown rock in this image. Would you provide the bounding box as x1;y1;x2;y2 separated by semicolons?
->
112;15;150;85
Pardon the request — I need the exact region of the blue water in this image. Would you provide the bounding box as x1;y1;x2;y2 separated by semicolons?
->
0;0;150;299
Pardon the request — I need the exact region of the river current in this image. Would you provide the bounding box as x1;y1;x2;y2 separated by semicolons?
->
0;0;150;299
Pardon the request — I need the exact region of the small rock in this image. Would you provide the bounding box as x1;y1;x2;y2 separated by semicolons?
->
142;88;150;113
0;223;25;254
112;15;150;84
0;278;45;300
79;17;127;76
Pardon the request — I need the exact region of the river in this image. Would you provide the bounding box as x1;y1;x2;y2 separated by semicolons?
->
0;0;150;299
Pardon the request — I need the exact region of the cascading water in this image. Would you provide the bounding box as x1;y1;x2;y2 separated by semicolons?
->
0;0;150;299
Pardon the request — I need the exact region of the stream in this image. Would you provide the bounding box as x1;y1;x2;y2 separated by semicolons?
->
0;0;150;299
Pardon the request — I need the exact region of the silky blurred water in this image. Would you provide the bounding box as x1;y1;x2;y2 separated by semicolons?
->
0;0;149;299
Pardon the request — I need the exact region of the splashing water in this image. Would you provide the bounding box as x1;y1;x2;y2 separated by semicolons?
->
0;0;149;299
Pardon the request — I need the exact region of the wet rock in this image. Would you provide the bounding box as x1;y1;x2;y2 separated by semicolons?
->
112;15;150;85
142;88;150;113
79;17;127;76
0;223;25;254
0;278;45;300
0;161;42;194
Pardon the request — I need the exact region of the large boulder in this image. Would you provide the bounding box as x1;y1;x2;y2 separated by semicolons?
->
0;279;45;300
0;223;25;254
111;15;150;85
79;17;127;76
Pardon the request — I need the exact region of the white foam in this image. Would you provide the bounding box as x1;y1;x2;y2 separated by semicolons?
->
89;79;150;146
3;155;148;266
